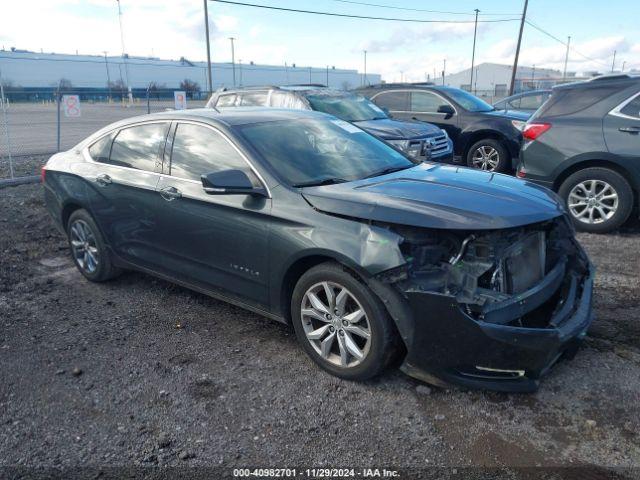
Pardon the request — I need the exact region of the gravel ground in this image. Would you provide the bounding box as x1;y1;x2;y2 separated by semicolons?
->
1;183;639;479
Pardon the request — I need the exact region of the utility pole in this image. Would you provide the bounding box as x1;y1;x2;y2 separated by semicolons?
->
611;50;617;72
509;0;529;96
470;8;480;93
238;59;243;86
531;64;536;89
229;37;236;86
116;0;132;104
203;0;213;93
363;50;367;86
442;59;446;85
103;51;111;100
622;60;626;72
562;36;571;82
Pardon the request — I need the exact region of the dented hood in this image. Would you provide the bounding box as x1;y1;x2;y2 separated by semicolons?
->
301;164;565;230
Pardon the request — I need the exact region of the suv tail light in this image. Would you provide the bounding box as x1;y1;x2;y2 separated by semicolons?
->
41;167;46;183
522;122;551;141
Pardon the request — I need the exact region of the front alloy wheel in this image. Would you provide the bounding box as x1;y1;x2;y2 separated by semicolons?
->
301;281;372;368
471;145;500;171
291;262;397;381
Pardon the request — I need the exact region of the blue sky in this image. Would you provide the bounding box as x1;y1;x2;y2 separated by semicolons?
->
2;0;639;81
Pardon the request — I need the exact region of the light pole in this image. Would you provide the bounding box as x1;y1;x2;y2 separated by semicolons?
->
203;0;213;93
470;8;479;93
363;50;367;86
103;51;111;100
611;50;617;72
326;65;329;87
238;59;243;86
116;0;132;104
509;0;529;95
622;61;626;72
562;36;571;82
229;37;236;86
442;59;446;85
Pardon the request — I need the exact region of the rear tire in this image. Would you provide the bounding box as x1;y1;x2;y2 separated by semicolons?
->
558;167;633;233
67;209;122;282
291;262;397;381
466;139;510;173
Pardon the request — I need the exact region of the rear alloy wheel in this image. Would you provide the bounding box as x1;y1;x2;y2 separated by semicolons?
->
466;139;510;173
291;262;397;381
558;167;633;233
67;209;121;282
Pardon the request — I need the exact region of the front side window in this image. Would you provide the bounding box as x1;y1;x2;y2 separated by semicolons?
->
238;118;414;187
170;123;254;182
372;91;409;111
109;123;169;171
305;93;388;122
410;91;446;113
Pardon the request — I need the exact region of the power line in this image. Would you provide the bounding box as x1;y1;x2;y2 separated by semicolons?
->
525;19;611;69
210;0;520;23
324;0;519;16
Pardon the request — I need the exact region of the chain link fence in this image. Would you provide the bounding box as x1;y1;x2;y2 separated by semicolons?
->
0;87;209;181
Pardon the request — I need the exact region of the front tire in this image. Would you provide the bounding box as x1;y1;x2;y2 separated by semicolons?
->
67;209;121;282
558;167;633;233
291;262;397;381
466;138;510;172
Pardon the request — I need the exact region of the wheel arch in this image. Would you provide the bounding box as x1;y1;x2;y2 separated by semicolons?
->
552;159;639;209
61;201;87;230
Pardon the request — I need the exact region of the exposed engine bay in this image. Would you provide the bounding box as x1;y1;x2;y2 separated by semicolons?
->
375;216;591;329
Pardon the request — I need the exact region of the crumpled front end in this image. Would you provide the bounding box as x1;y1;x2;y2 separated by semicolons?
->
370;215;594;392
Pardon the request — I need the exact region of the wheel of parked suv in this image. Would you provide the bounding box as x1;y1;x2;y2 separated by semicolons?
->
66;209;121;282
558;167;634;233
291;262;398;380
466;139;510;173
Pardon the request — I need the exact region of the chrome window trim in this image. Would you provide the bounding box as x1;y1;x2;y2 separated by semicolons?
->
82;118;271;198
170;119;272;198
609;90;640;121
370;89;458;116
82;119;171;174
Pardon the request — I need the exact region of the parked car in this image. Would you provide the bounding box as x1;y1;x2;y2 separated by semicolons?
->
206;85;453;163
355;83;529;172
517;74;640;233
493;90;552;114
43;108;593;392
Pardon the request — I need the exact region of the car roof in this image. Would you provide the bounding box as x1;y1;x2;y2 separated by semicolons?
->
139;107;327;126
553;74;640;91
215;84;352;97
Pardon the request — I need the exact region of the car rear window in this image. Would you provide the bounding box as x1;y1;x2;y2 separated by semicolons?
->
536;85;620;118
109;123;169;171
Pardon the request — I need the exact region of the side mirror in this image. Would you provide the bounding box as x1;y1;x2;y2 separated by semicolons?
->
437;104;455;116
380;106;390;115
201;169;267;196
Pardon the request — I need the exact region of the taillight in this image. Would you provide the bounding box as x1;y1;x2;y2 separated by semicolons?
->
522;122;551;141
41;167;46;183
517;167;527;178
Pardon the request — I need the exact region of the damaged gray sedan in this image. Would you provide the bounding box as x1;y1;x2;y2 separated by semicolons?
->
43;109;594;392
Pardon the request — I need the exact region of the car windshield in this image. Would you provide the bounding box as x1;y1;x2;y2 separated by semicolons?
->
443;88;494;112
237;118;415;187
304;93;388;122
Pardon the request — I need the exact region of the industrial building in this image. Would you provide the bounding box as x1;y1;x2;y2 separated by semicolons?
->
440;62;575;97
0;49;380;99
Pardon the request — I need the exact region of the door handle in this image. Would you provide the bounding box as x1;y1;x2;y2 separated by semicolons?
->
96;174;112;186
160;186;182;201
619;126;640;134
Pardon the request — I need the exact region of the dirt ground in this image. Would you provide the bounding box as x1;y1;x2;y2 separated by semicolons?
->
1;180;639;479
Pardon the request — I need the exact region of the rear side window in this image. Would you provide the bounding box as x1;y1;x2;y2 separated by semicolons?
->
88;133;114;163
169;123;256;183
109;123;169;171
536;86;619;118
620;94;640;119
372;91;409;111
238;92;268;106
216;94;237;107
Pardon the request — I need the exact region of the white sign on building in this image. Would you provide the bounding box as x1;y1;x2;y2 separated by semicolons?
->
62;95;81;117
174;91;187;110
